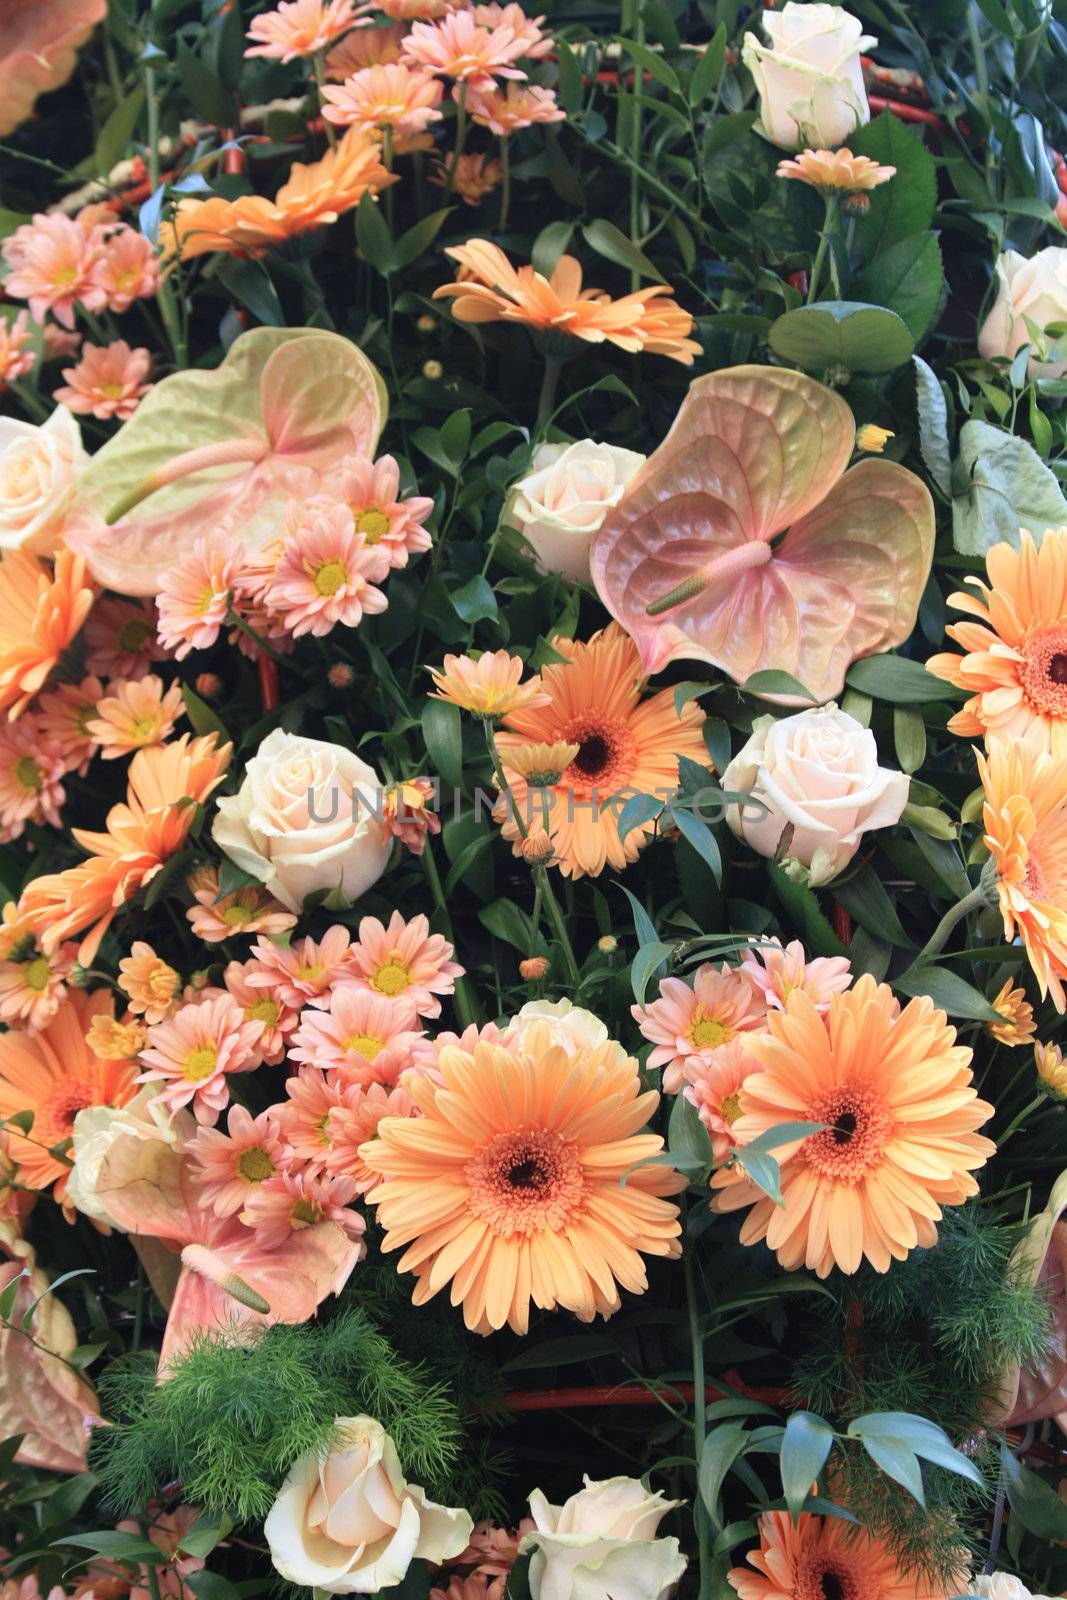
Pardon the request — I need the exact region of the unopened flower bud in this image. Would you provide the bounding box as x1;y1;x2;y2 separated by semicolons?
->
519;956;549;981
69;963;91;989
856;424;894;454
1036;1040;1067;1102
416;314;436;334
195;672;222;699
187;969;211;993
597;935;618;953
844;191;871;215
328;663;355;689
518;828;554;864
422;359;443;381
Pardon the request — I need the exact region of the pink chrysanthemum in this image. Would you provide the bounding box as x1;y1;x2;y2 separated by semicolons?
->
324;21;407;77
186;1104;294;1217
431;1577;504;1600
137;994;264;1124
245;0;358;60
157;532;245;660
41;325;83;363
322;63;445;138
0;939;76;1034
319;454;434;571
343;910;463;1019
266;502;389;639
245;924;355;1010
55;340;153;421
271;1063;363;1172
0;718;65;842
89;226;160;313
471;2;550;55
220;958;300;1064
185;866;297;944
86;673;185;758
682;1040;761;1163
633;962;768;1093
289;987;425;1084
383;776;441;854
401;11;528;89
0;311;36;388
37;676;104;778
84;597;165;681
240;1168;365;1251
466;81;563;134
739;937;853;1014
2;213;103;330
326;1079;417;1193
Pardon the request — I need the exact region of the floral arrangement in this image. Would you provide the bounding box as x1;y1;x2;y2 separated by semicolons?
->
2;0;1067;1596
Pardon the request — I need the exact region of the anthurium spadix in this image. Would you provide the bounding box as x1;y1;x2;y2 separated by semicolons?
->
63;327;388;597
589;366;935;703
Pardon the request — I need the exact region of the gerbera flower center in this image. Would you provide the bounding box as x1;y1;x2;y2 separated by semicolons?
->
237;1146;275;1182
689;1011;731;1050
560;712;637;797
796;1559;858;1600
1021;624;1067;717
23;955;51;992
183;1043;219;1081
355;507;391;544
342;1032;384;1060
39;1081;95;1140
15;756;42;794
370;956;412;996
466;1129;584;1236
803;1085;894;1185
247;998;280;1028
313;558;348;597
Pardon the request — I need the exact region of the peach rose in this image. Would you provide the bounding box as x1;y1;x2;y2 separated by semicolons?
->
0;406;87;554
507;441;646;584
212;729;391;912
264;1416;472;1593
520;1475;686;1600
723;705;909;886
741;2;874;151
978;247;1067;378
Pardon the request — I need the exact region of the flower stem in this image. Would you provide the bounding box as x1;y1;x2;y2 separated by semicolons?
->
684;1225;711;1597
806;194;839;305
628;7;646;292
313;52;336;147
536;354;563;434
499;135;511;229
422;842;479;1028
446;83;469;194
913;871;996;965
998;1092;1050;1145
9;382;49;423
382;126;395;231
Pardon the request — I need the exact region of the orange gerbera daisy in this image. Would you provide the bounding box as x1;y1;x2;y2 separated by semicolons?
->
711;976;995;1277
927;528;1067;757
160;128;394;261
979;738;1067;1010
0;988;138;1199
360;1024;686;1334
495;623;708;877
727;1509;969;1600
433;241;700;363
0;548;95;719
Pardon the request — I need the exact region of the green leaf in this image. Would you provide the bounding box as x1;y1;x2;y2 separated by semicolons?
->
893;707;926;774
91;86;147;178
618;882;659;949
631;938;676;1004
698;1424;749;1525
355;191;394;276
555;40;582;117
669;805;723;885
668;1088;714;1183
848;1413;985;1505
0;1270;25;1321
768;302;915;375
912;356;953;496
42;1472;99;1528
439;408;472;466
421;699;464;790
702;110;759;157
449;574;498;625
853;233;944;343
781;1414;835;1522
501;1333;621;1371
212;256;284;327
850;112;937;255
743;669;817;703
767;865;850;958
833;864;914;948
618;791;665;845
1000;1444;1067;1541
616;36;681;96
185;1575;244;1600
952;419;1067;555
54;1533;165;1564
176;48;233;126
390;208;451;273
479;898;538;952
688;22;726;106
893;965;1004;1022
582;218;666;285
532;221;575;278
178;1510;232;1558
442;831;494;895
181;683;228;741
845;654;941;705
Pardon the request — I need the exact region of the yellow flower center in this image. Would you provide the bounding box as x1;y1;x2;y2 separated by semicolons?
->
297;963;326;983
182;1043;219;1081
118;618;151;652
237;1146;275;1182
23;956;51;993
15;756;42;794
196;587;217;617
100;381;125;401
246;998;280;1028
342;1033;384;1060
313;558;348;597
221;902;254;927
720;1092;744;1126
128;714;160;743
689;1013;731;1051
74;704;96;735
371;957;411;997
291;1197;320;1227
355;507;391;545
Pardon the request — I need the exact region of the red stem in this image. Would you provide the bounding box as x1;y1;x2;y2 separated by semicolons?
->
258;655;279;711
501;1381;787;1411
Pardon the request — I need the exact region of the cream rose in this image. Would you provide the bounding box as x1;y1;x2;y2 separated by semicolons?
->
212;729;391;912
741;3;875;151
0;406;87;554
723;705;909;887
264;1416;472;1593
972;1578;1053;1600
978;247;1067;378
520;1475;686;1600
66;1087;180;1226
506;999;629;1065
507;441;646;584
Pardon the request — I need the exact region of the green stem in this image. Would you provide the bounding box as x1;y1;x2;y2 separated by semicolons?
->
998;1092;1050;1145
9;382;50;423
422;843;479;1028
313;53;337;147
447;83;469;193
382;126;395;231
499;135;511;229
536;354;563;434
144;28;187;368
684;1227;711;1598
628;11;646;292
968;2;990;97
806;194;839;304
913;874;996;965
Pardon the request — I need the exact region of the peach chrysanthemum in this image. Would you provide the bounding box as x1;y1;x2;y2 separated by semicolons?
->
86;1013;148;1060
927;529;1067;758
382;776;441;854
738;937;852;1015
322;63;444;137
319;454;434;570
727;1509;968;1600
185;872;296;944
711;976;995;1277
245;924;354;1009
682;1040;762;1163
429;649;548;717
776;147;897;192
137;993;264;1124
87;673;185;758
1035;1039;1067;1100
1;213;102;330
324;21;407;76
980;738;1067;1010
376;0;464;18
986;978;1036;1047
495;623;708;878
431;153;504;205
88;225;160;313
266;502;389;638
0;718;65;840
271;1063;362;1171
290;988;425;1084
186;1104;294;1217
0;938;76;1034
401;11;528;88
219;958;300;1064
0;547;95;719
42;324;83;362
84;597;164;681
433;240;700;364
326;1079;417;1193
241;1168;365;1250
0;988;138;1196
471;3;550;56
37;676;104;777
117;941;180;1025
632;962;768;1093
245;0;358;60
361;1024;685;1334
344;911;463;1018
54;341;153;421
157;533;244;660
0;310;36;387
466;82;563;134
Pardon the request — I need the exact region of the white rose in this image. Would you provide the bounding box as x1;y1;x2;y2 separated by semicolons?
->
741;2;875;151
66;1088;182;1226
507;441;646;585
507;999;629;1065
978;247;1067;378
972;1578;1053;1600
212;729;391;913
521;1475;686;1600
0;406;87;554
723;705;909;887
264;1415;471;1594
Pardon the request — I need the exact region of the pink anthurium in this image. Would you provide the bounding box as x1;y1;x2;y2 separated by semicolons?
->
96;1131;361;1375
63;327;388;597
0;1249;100;1472
590;365;935;702
993;1167;1067;1433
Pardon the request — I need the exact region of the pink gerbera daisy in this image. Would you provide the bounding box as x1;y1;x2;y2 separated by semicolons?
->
37;676;105;777
0;939;76;1034
320;454;434;571
289;987;425;1084
137;994;264;1124
240;1168;365;1250
0;719;66;842
84;598;165;681
270;1063;362;1172
157;532;246;660
2;213;103;330
343;910;463;1019
245;924;354;1010
401;11;528;89
89;226;160;314
0;311;36;388
54;341;153;421
86;674;185;758
245;0;358;60
266;502;389;639
633;962;768;1093
682;1040;761;1162
739;937;853;1014
185;867;297;944
326;1079;417;1193
186;1104;295;1217
220;958;300;1064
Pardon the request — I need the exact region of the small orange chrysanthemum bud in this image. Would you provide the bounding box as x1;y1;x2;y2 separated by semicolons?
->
195;672;222;699
519;956;549;981
517;828;554;864
597;935;618;953
328;662;355;689
422;359;444;381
